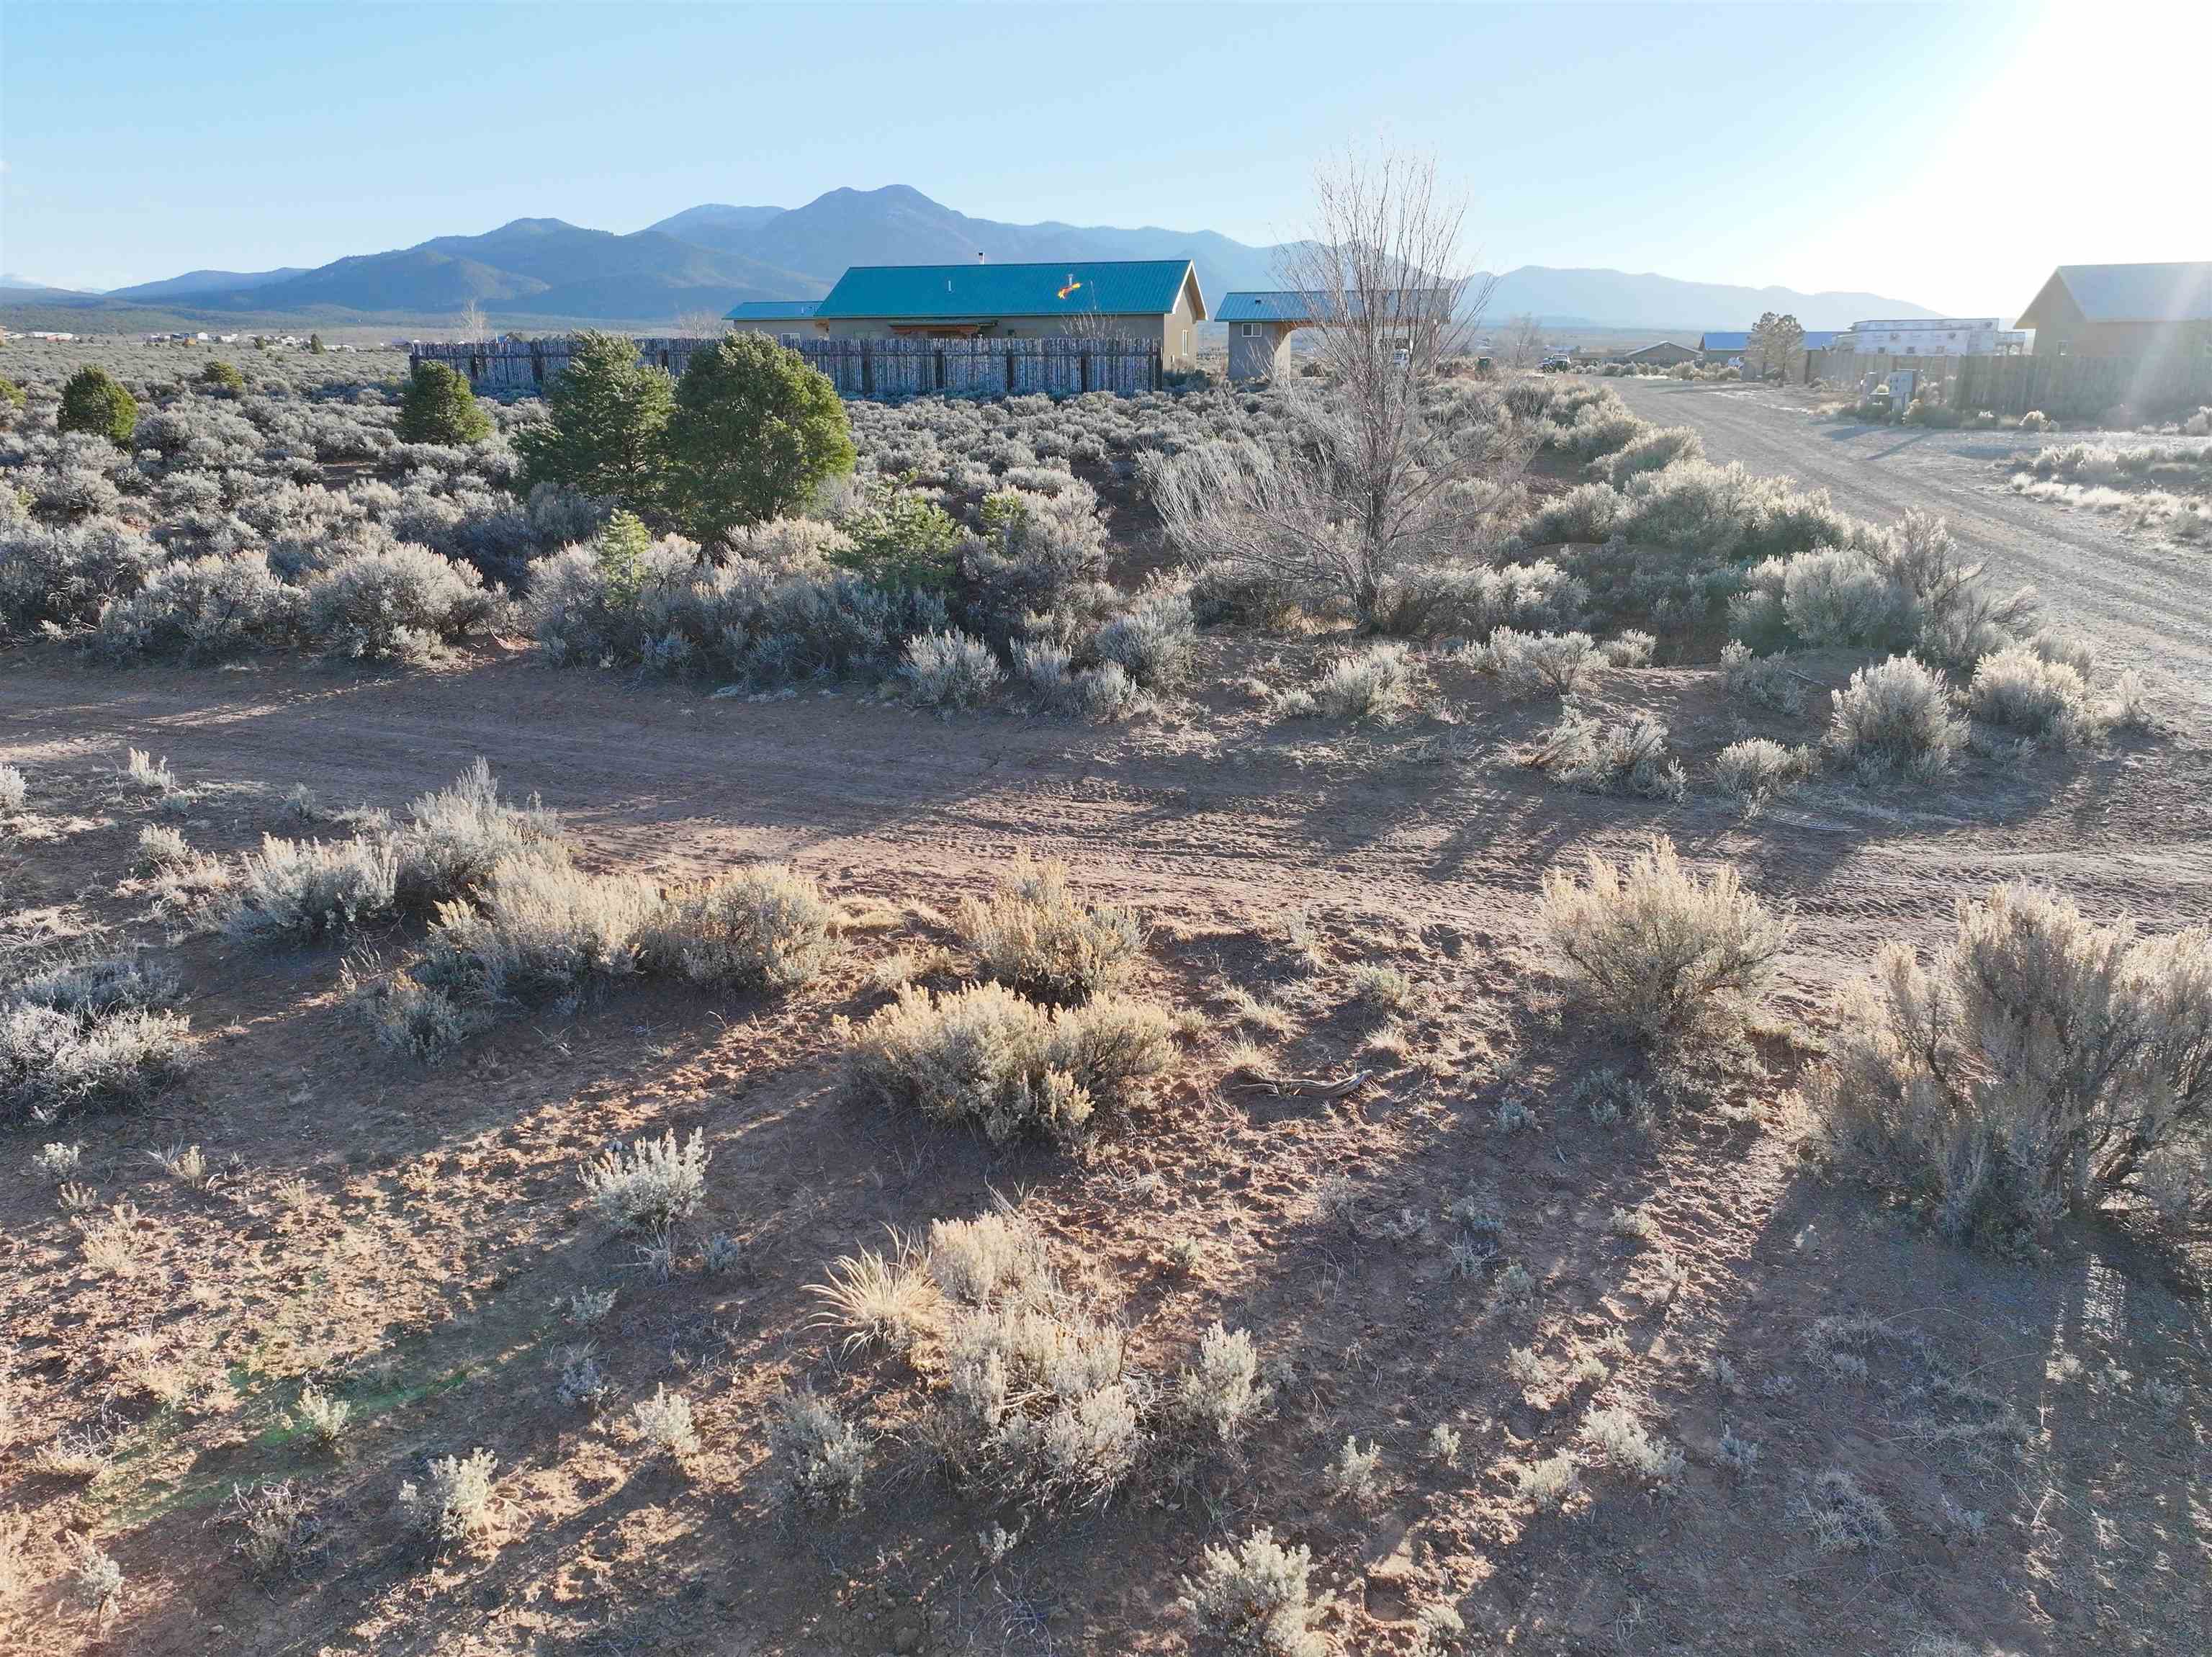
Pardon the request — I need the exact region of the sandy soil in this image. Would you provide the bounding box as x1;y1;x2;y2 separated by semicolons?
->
3;616;2208;1657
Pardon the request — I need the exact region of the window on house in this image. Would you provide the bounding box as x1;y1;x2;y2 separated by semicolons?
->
1241;323;1256;337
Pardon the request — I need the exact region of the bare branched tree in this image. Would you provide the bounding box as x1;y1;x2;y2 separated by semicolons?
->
457;299;487;343
1504;313;1547;372
1154;143;1524;625
673;307;732;343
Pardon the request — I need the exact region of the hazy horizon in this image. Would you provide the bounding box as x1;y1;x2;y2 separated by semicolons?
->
4;1;2204;315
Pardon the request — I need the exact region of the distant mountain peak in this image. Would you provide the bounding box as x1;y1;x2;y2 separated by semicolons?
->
6;189;1941;331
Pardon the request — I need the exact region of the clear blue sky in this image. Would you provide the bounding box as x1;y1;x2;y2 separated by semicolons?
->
3;1;2202;314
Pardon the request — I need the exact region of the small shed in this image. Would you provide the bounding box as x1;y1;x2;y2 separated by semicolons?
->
1217;288;1456;382
724;300;821;336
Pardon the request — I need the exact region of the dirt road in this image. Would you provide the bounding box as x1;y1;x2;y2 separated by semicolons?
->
7;642;2210;1013
1607;378;2211;724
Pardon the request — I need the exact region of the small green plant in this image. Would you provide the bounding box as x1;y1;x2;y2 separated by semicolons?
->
833;480;962;590
59;365;138;444
395;359;490;446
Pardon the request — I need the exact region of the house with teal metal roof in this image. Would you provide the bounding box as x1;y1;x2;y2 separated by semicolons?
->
805;259;1207;369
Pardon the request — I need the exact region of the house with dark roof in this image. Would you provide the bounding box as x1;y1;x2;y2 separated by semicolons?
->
1619;340;1697;367
2014;263;2212;361
723;299;819;336
794;259;1206;369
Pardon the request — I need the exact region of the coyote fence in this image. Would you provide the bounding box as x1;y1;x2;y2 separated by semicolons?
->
1807;348;2212;420
413;335;1163;398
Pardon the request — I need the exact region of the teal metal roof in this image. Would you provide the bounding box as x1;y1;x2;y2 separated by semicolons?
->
2054;262;2212;323
725;300;818;320
814;260;1200;321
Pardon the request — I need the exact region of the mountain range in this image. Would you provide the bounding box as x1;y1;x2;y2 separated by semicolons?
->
0;184;1938;333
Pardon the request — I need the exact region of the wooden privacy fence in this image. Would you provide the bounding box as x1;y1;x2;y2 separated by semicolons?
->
1807;348;2212;419
411;335;1163;398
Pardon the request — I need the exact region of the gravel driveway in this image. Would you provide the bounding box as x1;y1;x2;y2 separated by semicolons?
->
1606;378;2209;725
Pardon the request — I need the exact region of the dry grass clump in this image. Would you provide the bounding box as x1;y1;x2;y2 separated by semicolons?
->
1965;645;2102;745
396;1447;498;1548
1814;882;2212;1237
222;1479;323;1580
390;758;563;907
225;760;562;943
0;763;24;813
842;981;1175;1143
1527;706;1686;800
1714;737;1815;814
1578;1404;1683;1484
901;629;1004;708
1175;1322;1270;1445
416;856;656;1010
1540;837;1789;1043
639;864;835;989
806;1207;1259;1518
927;1211;1146;1509
1470;627;1596;699
1719;639;1808;715
955;859;1143;1006
809;1234;938;1355
1178;1527;1328;1657
1280;642;1416;721
577;1128;710;1231
222;834;400;942
1826;655;1964;781
764;1390;868;1512
3;955;193;1123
